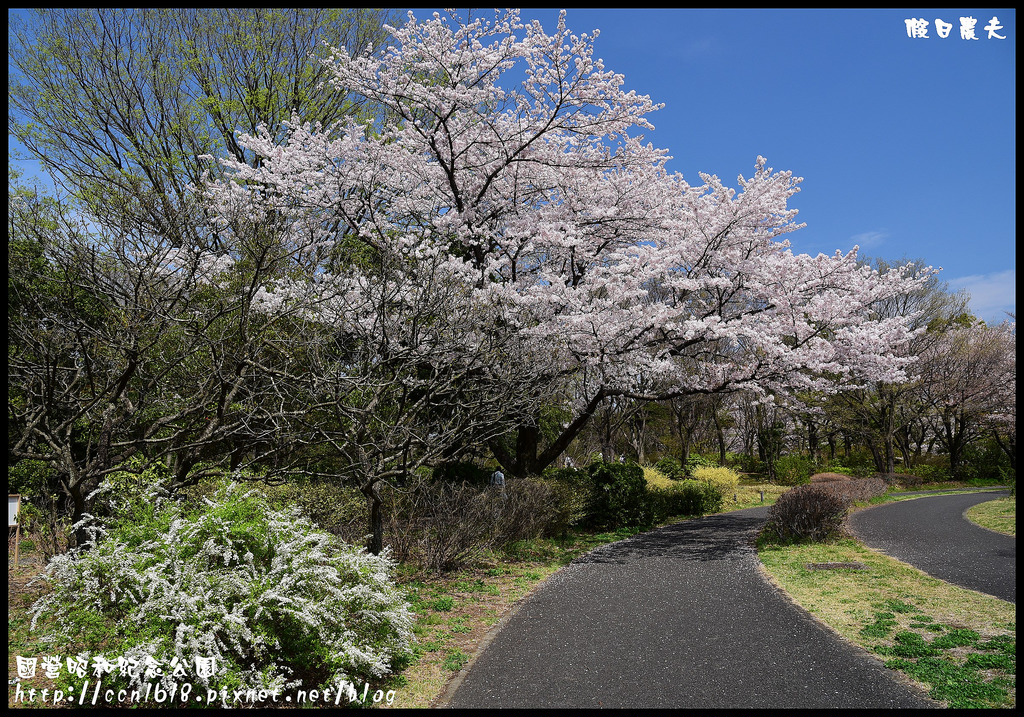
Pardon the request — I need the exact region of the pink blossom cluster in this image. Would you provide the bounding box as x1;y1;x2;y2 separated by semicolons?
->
204;9;933;401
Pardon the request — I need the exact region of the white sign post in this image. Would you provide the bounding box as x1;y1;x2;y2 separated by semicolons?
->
9;494;21;567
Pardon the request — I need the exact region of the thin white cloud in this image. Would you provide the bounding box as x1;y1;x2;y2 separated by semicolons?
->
947;270;1016;323
849;230;887;249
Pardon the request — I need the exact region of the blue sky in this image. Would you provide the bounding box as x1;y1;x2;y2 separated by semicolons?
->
9;9;1015;322
501;8;1016;323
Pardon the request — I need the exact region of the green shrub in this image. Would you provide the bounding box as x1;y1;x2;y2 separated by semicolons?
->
839;449;878;478
654;457;684;480
543;467;598;533
774;454;815;486
692;466;740;495
821;462;855;477
654;455;719;479
647;480;723;521
8;459;56;499
760;484;852;544
685;454;716;474
958;439;1012;482
30;479;414;696
738;453;765;475
642;465;675;489
898;461;952;484
259;478;367;543
588;461;650;529
1001;466;1015;497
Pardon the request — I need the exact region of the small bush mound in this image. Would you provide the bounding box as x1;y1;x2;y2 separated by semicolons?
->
879;471;926;489
760;483;852;544
30;479;414;697
693;465;741;495
809;472;851;483
815;476;888;503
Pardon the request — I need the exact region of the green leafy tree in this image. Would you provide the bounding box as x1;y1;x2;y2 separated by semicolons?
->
9;8;398;244
7;173;314;544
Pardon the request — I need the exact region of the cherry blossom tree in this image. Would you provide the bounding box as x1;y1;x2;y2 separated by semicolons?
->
820;257;970;473
989;315;1016;469
205;9;932;480
241;246;546;554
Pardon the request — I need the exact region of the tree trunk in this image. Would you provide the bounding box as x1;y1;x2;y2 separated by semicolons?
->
867;439;885;473
884;437;896;474
491;390;608;478
805;418;819;461
992;430;1016;470
69;482;89;549
362;480;384;555
713;412;726;466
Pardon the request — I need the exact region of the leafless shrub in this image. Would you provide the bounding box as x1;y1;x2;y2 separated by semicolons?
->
809;472;851;483
815;476;888;502
383;477;558;572
875;472;925;489
762;484;853;543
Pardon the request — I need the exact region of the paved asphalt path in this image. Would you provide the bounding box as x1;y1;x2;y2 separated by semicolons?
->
849;490;1015;603
445;506;934;709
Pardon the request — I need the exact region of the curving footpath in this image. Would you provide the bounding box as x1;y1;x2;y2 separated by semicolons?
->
444;507;934;709
849;490;1015;603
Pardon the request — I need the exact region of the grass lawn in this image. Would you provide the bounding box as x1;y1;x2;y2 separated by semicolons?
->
965;497;1016;536
758;490;1016;710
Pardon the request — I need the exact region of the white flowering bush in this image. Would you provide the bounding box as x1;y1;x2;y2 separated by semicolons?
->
30;480;414;697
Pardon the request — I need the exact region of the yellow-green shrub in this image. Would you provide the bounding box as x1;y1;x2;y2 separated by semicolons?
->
692;466;741;495
642;465;674;489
